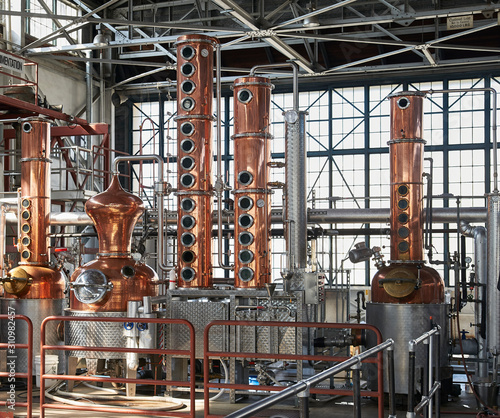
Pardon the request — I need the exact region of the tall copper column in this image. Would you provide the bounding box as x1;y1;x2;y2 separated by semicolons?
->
69;175;158;312
232;77;273;288
371;92;444;304
175;34;217;288
3;118;65;298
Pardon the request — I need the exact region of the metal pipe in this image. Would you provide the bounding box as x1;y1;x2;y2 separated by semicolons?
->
459;221;488;378
352;363;362;418
215;41;232;271
436;331;441;418
387;345;396;418
423;88;498;192
112;154;170;272
249;62;298;111
225;338;394;418
407;349;416;418
428;330;434;417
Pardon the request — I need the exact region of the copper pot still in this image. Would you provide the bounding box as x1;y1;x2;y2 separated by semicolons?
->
3;118;65;299
371;92;444;304
69;175;158;312
232;77;273;288
175;34;218;288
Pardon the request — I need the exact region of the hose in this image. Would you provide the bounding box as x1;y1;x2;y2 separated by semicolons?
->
207;358;229;402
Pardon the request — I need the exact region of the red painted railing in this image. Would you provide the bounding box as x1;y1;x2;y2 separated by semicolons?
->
203;321;384;418
0;313;33;418
40;316;196;418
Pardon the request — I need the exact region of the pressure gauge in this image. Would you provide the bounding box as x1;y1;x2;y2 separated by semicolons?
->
71;269;112;304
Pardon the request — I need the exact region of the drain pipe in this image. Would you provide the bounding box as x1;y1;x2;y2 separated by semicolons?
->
113;155;171;272
459;220;488;379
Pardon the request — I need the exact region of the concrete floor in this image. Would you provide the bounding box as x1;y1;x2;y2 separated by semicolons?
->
0;381;495;418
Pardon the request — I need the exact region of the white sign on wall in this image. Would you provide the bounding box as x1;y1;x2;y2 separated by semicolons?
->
447;15;474;30
0;51;25;77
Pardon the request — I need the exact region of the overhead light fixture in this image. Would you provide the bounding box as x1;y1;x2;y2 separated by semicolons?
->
93;24;110;47
303;2;320;28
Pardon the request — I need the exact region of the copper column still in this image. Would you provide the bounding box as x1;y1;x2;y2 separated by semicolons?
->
371;92;444;304
175;34;217;288
232;77;273;288
3;118;65;299
69;175;158;311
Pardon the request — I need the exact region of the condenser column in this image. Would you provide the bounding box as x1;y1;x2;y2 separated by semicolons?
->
175;35;217;288
232;77;273;288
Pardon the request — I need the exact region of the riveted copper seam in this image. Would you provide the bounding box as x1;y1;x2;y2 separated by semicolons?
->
176;34;216;288
233;77;273;288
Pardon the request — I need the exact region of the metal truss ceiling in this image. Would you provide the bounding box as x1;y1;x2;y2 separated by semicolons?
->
12;0;500;89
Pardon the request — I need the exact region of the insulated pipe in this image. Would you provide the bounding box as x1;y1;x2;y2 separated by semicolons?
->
487;193;500;354
284;110;308;271
112;154;169;272
41;207;488;227
459;221;488;378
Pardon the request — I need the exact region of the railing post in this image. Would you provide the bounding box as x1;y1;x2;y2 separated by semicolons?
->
387;345;396;418
297;380;311;418
407;343;416;418
436;330;441;418
352;361;362;418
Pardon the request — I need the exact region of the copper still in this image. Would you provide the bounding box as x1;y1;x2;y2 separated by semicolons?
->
232;77;273;288
175;34;217;288
371;92;444;304
69;175;158;311
3;118;65;299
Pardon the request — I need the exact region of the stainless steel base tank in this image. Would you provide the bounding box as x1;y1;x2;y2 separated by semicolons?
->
365;302;449;392
0;298;66;373
64;309;127;359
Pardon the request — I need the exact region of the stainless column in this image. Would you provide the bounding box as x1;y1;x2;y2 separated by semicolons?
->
284;110;308;275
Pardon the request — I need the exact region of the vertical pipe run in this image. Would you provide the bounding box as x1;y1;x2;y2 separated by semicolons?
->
232;76;273;288
387;346;396;417
351;363;362;418
408;349;416;417
487;193;500;354
175;34;217;288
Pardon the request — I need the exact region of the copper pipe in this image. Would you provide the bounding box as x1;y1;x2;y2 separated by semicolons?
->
175;34;217;288
232;76;273;288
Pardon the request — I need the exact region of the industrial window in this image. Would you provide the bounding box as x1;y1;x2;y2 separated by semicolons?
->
25;0;81;46
129;74;499;286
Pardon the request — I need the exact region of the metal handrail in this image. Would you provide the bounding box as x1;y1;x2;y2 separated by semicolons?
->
203;321;386;418
407;325;441;418
224;338;394;418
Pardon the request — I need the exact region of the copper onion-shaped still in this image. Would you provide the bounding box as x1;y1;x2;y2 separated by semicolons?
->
85;175;144;256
